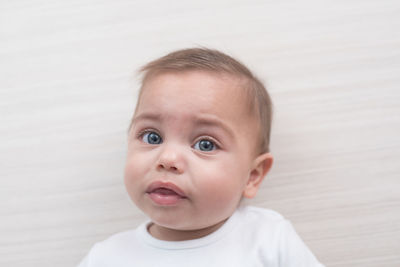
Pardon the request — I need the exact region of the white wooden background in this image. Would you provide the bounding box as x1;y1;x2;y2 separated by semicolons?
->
1;1;399;266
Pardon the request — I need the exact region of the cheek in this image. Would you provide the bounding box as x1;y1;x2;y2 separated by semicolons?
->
193;156;249;204
124;150;151;193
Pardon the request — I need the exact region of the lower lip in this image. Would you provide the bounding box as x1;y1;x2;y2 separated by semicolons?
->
147;192;186;206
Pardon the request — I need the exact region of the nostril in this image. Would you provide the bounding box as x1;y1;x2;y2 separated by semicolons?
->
157;163;178;172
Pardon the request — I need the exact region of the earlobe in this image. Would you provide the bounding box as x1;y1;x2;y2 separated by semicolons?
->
243;153;273;199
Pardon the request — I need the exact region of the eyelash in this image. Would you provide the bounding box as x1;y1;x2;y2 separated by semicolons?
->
193;136;220;150
136;128;161;140
136;129;220;150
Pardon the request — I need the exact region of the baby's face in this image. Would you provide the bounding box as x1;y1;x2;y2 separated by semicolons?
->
125;71;262;239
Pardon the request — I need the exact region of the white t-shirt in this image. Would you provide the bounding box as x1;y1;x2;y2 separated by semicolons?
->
78;205;324;267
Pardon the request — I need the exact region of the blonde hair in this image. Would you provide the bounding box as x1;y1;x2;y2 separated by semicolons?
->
133;48;273;153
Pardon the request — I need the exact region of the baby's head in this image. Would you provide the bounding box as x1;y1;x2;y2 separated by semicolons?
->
125;48;274;240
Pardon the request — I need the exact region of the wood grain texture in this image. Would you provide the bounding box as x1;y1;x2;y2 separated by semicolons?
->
1;1;399;266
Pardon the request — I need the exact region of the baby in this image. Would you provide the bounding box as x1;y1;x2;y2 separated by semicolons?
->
78;48;324;266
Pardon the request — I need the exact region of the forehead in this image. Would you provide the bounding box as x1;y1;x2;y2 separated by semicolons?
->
137;71;252;121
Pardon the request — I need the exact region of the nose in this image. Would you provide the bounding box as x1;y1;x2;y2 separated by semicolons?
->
156;144;185;174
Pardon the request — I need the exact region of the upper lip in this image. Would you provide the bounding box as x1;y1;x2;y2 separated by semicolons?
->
146;181;187;197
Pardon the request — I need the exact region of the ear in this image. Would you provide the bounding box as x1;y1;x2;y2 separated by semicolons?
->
243;153;273;199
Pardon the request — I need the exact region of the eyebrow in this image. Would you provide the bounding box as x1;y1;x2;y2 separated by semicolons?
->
131;113;163;124
128;113;161;133
194;115;235;139
131;112;235;138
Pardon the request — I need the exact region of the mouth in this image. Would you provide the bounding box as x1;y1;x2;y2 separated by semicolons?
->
146;181;187;206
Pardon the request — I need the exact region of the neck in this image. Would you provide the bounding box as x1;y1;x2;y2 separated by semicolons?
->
148;219;228;241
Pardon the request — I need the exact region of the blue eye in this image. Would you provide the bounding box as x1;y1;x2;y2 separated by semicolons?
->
194;139;216;151
142;131;162;144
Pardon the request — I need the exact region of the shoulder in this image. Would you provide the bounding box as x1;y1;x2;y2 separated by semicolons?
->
234;206;324;266
82;226;144;265
239;205;285;219
98;228;137;247
233;205;289;246
237;205;307;240
237;205;286;227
